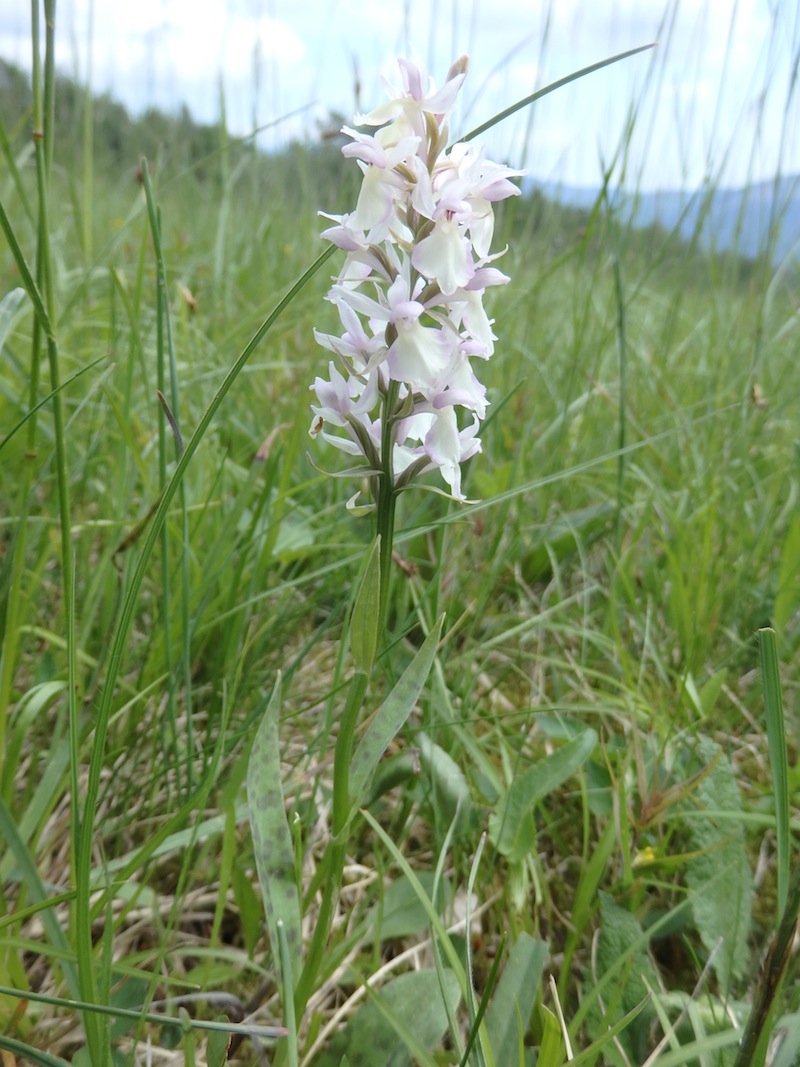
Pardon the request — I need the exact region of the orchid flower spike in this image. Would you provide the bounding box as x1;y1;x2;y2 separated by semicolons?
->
310;55;523;504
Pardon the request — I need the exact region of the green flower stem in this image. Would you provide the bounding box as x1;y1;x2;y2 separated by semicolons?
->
332;670;370;839
295;667;369;1019
294;845;335;1019
377;487;397;633
295;385;401;1020
376;379;400;633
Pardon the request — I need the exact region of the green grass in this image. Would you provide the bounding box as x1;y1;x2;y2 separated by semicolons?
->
1;18;799;1067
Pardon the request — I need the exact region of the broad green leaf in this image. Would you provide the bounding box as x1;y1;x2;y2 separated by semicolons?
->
770;1011;800;1067
651;990;748;1042
362;871;452;942
522;504;613;582
566;999;651;1067
591;894;658;1063
685;669;729;719
684;736;753;989
594;894;660;998
273;502;315;561
232;861;263;957
535;1004;565;1067
647;1029;743;1067
349;537;381;673
348;616;444;813
108;977;150;1040
366;751;417;804
206;1021;231;1067
417;731;472;835
484;934;547;1067
314;969;461;1067
246;674;302;987
489;729;597;861
699;668;728;718
560;818;617;990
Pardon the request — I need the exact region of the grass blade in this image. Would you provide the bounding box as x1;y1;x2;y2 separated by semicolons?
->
72;240;335;1062
0;796;78;997
0;1035;71;1067
462;43;657;143
484;934;547;1067
758;627;790;921
0;984;287;1040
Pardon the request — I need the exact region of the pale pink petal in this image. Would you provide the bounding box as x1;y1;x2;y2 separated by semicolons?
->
387;321;451;392
412;219;473;294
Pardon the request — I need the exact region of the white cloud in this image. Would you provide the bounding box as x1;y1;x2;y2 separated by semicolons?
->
0;0;796;189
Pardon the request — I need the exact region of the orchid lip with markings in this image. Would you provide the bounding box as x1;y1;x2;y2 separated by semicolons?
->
310;54;523;506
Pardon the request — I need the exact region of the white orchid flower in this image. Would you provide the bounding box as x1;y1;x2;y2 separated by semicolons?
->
309;55;523;505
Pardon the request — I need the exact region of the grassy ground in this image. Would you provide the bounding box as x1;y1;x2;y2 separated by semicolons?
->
0;33;799;1067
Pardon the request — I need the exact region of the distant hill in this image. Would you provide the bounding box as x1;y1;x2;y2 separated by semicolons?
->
527;176;800;267
4;54;797;270
0;57;361;209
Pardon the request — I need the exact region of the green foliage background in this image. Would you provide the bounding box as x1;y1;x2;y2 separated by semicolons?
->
1;48;798;1066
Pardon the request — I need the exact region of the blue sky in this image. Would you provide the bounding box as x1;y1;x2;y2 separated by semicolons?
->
1;0;798;190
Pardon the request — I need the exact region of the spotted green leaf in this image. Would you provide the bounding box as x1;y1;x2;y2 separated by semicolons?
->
247;674;302;987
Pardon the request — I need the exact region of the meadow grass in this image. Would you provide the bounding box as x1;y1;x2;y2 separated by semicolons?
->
0;14;799;1067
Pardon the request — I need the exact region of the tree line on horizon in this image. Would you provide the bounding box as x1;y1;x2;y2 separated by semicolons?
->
0;56;768;285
